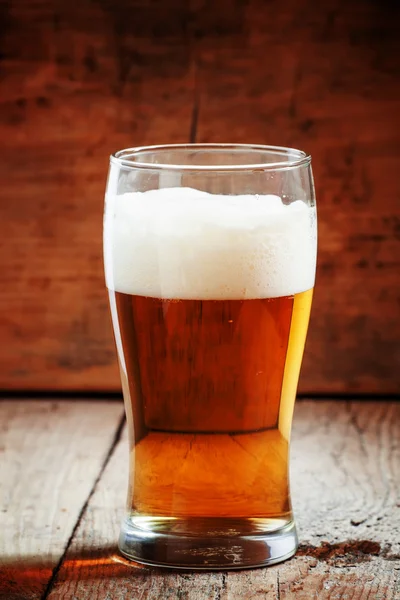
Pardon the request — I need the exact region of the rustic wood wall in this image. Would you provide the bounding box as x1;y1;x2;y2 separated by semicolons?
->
0;0;399;393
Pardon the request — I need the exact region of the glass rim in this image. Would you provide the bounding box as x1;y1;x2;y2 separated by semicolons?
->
110;143;312;172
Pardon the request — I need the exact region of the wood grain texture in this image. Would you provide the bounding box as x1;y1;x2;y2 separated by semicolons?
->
192;0;400;394
42;400;399;599
0;0;399;393
0;0;194;391
0;400;124;600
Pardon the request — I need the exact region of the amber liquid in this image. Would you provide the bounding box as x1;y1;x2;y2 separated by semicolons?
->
109;289;313;534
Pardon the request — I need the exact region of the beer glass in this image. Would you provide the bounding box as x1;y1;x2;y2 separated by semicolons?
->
104;144;317;569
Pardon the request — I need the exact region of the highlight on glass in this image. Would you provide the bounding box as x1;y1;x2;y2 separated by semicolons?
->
103;144;317;569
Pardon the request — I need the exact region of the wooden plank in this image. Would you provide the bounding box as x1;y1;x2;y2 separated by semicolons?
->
0;400;124;600
0;0;195;391
46;400;399;598
193;0;400;394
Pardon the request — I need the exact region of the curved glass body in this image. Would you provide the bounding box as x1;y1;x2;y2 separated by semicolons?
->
104;144;317;569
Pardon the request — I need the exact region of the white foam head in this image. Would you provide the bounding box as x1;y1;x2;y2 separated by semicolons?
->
104;187;317;299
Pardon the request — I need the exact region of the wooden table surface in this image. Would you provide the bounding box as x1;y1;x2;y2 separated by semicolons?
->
1;399;399;599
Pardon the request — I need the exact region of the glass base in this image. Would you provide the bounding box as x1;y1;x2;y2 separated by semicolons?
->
119;517;298;570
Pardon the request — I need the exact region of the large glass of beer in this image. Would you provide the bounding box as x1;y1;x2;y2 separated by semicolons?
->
104;144;317;569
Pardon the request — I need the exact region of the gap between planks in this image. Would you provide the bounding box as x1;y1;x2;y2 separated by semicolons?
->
41;413;126;600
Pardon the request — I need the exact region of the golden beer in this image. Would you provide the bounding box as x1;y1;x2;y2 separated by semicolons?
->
109;289;313;524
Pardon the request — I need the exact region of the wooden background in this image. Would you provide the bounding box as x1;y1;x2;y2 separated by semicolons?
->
0;0;399;394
